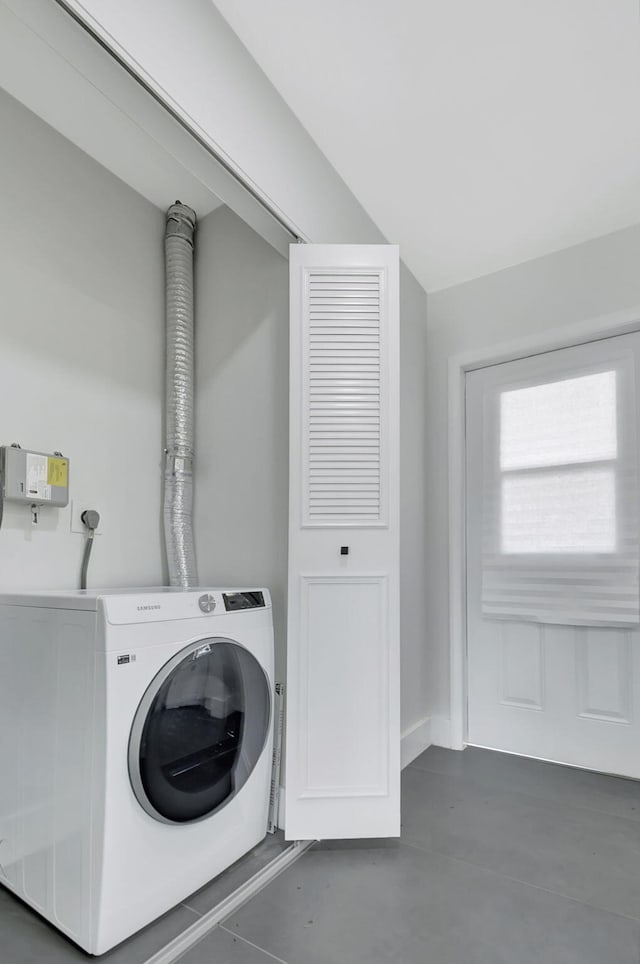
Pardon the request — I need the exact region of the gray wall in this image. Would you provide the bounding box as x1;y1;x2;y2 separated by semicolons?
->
0;88;165;590
426;223;640;733
399;264;429;733
194;206;289;681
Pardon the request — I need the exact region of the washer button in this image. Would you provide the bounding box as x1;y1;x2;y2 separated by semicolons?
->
198;593;216;614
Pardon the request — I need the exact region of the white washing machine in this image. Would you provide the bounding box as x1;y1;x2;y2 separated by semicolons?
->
0;587;274;955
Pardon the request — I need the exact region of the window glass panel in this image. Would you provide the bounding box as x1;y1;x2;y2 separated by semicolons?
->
501;467;616;554
500;371;617;471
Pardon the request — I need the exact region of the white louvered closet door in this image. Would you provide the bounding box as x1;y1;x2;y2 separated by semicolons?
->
285;244;400;841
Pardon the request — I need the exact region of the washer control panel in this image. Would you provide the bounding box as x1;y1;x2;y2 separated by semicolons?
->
102;588;269;626
222;591;265;612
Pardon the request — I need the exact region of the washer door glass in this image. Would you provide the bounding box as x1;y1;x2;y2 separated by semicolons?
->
129;638;270;823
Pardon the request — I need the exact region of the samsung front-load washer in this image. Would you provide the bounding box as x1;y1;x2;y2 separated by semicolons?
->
0;587;274;954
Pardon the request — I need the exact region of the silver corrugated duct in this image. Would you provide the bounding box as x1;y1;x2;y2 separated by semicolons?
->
163;201;198;588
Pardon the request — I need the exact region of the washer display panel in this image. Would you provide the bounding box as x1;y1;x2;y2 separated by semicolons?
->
129;638;270;823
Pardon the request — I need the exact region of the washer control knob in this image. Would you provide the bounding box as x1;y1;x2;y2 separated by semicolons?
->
198;593;216;614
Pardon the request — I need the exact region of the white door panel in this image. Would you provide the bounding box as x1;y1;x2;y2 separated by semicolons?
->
285;244;400;840
466;332;640;777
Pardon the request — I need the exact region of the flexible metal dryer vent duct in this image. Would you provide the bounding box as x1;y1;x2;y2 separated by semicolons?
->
164;201;198;588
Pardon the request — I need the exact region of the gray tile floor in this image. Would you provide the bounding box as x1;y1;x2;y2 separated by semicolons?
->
0;831;289;963
3;749;640;962
183;747;640;964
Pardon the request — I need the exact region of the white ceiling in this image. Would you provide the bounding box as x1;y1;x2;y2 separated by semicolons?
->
212;0;640;292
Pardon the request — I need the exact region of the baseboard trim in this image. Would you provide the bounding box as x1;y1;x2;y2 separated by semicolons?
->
401;717;432;768
430;716;454;749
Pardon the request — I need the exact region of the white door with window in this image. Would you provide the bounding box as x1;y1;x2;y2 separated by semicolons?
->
466;333;640;777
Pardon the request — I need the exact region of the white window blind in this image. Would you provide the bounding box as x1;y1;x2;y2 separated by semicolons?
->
481;349;639;627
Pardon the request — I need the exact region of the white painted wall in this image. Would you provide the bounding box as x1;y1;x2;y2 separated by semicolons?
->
426;223;640;739
0;88;165;591
193;205;289;682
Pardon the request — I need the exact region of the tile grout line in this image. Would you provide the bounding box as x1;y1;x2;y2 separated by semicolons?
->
407;760;640;825
140;841;315;964
179;902;202;918
218;925;292;964
398;835;640;925
179;846;290;919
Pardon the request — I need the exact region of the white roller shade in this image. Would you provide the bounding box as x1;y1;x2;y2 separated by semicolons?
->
480;343;639;627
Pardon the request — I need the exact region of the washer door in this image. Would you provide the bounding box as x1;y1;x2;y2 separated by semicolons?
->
129;637;271;824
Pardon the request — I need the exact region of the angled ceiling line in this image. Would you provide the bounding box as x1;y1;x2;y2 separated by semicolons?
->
53;0;304;245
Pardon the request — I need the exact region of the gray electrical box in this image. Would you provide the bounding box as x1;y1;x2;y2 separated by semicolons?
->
0;446;70;507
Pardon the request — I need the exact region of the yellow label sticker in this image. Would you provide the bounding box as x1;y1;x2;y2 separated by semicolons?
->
47;457;68;488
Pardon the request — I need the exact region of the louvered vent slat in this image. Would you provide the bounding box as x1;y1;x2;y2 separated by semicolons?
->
303;268;384;525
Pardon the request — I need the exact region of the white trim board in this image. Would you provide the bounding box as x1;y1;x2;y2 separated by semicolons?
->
399;716;453;763
401;715;452;755
429;716;452;749
447;304;640;752
401;717;432;768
